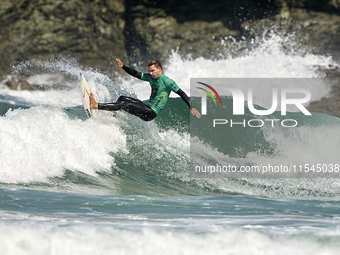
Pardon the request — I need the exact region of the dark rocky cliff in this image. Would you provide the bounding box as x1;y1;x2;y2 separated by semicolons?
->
1;0;340;75
0;0;127;77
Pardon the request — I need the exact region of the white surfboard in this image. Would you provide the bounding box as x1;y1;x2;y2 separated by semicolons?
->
80;73;96;118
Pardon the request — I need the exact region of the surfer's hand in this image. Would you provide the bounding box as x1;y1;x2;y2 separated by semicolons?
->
116;58;124;68
191;108;201;118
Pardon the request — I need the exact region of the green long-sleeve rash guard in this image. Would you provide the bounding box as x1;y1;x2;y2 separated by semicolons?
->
122;65;193;114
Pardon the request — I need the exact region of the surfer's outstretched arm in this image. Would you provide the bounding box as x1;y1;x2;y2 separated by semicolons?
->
176;89;201;118
122;65;142;79
116;58;142;79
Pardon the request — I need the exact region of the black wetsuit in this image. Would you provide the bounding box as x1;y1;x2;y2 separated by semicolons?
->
98;95;157;121
98;65;193;121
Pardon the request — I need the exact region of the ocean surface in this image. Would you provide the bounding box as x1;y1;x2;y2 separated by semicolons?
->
1;34;340;254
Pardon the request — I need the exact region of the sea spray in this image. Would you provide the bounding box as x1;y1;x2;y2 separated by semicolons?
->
0;32;339;199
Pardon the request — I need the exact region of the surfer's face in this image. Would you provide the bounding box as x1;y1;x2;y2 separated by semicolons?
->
148;65;162;79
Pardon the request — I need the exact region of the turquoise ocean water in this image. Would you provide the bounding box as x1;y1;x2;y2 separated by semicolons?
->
1;35;340;254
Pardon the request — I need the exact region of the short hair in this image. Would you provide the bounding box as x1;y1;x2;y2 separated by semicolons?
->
148;59;162;70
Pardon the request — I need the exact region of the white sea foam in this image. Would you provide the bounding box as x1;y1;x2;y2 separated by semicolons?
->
127;35;338;103
0;106;126;183
0;221;339;255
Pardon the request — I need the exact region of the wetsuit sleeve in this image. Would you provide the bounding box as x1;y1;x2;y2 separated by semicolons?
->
122;65;142;79
176;89;193;109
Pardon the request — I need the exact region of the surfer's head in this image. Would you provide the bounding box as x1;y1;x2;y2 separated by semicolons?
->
148;59;163;79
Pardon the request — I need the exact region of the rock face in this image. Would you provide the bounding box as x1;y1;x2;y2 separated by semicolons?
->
1;0;339;75
307;67;340;118
0;0;275;75
0;0;127;77
124;0;275;63
0;0;340;115
127;6;237;62
242;1;340;59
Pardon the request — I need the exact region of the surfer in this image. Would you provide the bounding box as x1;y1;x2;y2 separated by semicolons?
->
89;58;201;121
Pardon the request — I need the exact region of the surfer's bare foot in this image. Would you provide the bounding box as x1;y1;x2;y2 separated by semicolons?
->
90;92;98;109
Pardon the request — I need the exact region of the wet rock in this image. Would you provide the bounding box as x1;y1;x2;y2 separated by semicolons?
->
0;0;127;80
0;75;32;90
127;5;238;62
307;66;340;117
241;2;340;59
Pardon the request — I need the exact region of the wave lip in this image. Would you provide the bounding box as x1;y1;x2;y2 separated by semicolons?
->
0;106;126;184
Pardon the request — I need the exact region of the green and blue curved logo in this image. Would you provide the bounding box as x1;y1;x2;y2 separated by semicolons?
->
196;82;223;107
